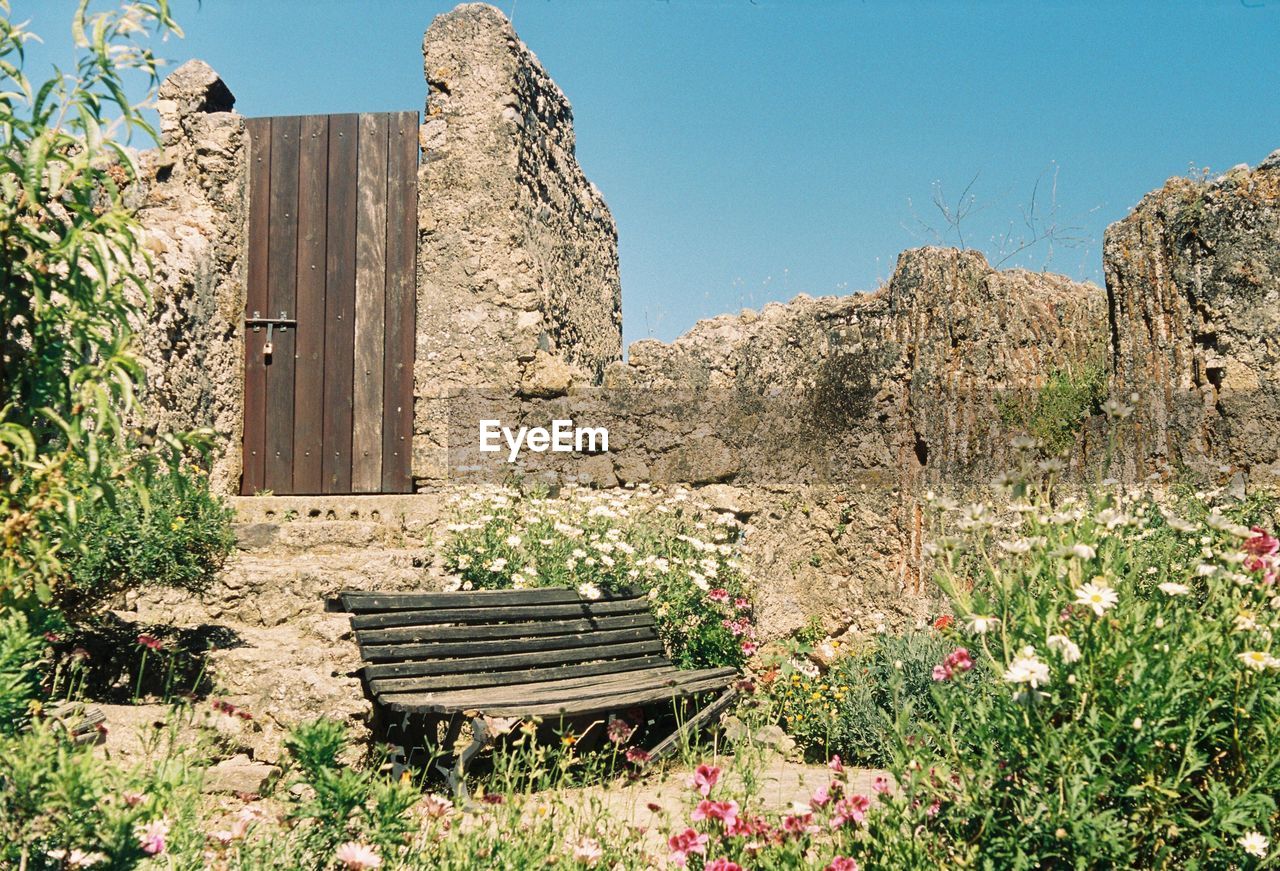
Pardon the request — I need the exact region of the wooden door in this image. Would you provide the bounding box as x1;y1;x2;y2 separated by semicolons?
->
241;111;417;495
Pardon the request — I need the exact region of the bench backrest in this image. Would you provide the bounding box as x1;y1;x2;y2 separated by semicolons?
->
337;588;670;699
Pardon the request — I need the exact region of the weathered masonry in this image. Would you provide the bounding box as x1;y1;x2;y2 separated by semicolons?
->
240;113;417;496
136;4;622;499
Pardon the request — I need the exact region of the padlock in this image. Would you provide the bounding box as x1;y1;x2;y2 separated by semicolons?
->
263;341;274;358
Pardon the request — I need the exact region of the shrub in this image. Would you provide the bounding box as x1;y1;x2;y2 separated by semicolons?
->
858;471;1280;867
0;0;212;621
58;451;235;616
761;629;966;767
0;715;205;869
0;612;42;735
997;362;1107;455
442;485;755;669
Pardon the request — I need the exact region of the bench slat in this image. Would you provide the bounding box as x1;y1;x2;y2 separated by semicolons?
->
367;654;673;695
349;597;650;630
362;639;665;680
339;588;586;612
387;666;738;712
358;626;659;662
354;612;656;646
384;671;734;716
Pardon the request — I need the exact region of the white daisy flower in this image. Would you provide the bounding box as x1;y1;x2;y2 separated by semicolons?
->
1239;831;1269;858
964;614;999;634
1074;580;1118;616
1002;646;1050;689
1237;650;1280;672
1046;634;1081;664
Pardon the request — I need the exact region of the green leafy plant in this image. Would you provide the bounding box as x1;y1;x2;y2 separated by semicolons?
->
997;362;1107;455
760;628;967;767
58;450;235;616
862;468;1280;867
0;0;208;620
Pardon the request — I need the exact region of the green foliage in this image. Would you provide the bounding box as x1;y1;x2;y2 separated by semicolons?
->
0;611;42;734
58;451;235;615
760;630;965;767
0;0;213;619
864;474;1280;867
442;485;755;669
997;362;1107;455
0;715;204;870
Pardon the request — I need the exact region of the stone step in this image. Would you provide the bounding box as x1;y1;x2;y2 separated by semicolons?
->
229;494;445;554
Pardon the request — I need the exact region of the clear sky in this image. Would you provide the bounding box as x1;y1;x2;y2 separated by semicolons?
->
11;1;1280;347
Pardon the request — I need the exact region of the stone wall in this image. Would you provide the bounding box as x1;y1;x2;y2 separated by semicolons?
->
1105;151;1280;488
414;3;622;484
134;61;248;494
440;248;1108;635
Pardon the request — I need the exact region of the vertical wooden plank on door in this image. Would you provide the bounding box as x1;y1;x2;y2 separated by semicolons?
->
241;117;271;495
292;114;329;494
352;113;388;492
323;114;358;494
264;115;301;493
382;111;418;493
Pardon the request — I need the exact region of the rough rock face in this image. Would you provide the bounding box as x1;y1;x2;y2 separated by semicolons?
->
133;60;248;494
1105;153;1280;488
606;248;1109;635
415;3;622;482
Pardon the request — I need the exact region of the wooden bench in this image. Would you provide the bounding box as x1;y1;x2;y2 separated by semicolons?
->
334;587;740;796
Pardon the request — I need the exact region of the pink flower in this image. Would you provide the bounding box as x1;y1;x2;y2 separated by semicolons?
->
933;647;974;682
626;747;651;765
122;791;145;808
947;647;974;672
872;776;891;794
830;794;871;828
705;860;744;871
335;842;382;870
828;755;844;773
782;812;816;835
810;784;831;809
734;597;751;611
667;828;709;867
741;640;759;656
689;763;721;797
420;793;452;818
708;588;730;603
607;717;635;746
134;818;169;855
926;799;941;817
571;836;603;866
826;858;859;871
1244;527;1279;558
691;799;739;827
136;634;164;651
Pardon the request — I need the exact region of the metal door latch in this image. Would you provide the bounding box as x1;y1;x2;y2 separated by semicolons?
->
245;311;297;361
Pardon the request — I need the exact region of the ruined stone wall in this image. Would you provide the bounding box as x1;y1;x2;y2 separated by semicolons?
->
1105;151;1280;489
612;247;1108;634
441;248;1107;635
415;3;622;483
133;61;247;494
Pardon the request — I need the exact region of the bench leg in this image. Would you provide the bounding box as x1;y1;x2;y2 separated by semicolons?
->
447;716;489;801
646;687;740;764
435;713;463;783
387;711;414;779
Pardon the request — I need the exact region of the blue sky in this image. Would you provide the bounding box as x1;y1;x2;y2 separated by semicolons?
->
12;1;1280;347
